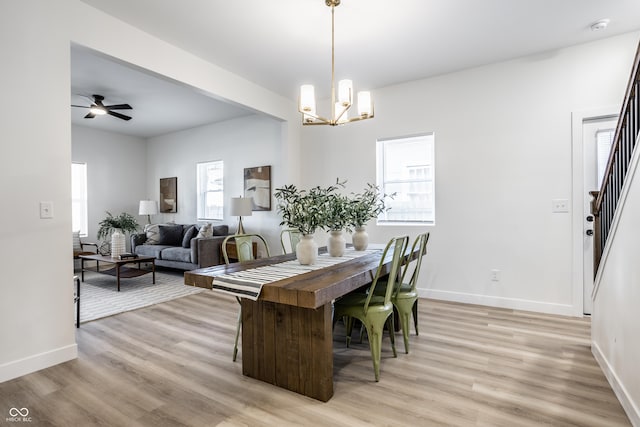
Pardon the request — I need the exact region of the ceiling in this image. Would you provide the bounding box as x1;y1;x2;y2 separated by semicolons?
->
70;47;254;138
73;0;640;138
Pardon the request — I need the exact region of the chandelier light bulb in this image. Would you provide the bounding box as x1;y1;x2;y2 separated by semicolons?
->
335;102;349;122
338;79;353;107
300;85;316;113
357;91;372;117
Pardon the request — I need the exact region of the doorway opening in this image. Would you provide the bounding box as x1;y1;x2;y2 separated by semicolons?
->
571;108;618;316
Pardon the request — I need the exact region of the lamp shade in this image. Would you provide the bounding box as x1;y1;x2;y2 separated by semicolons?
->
300;85;316;113
357;91;372;117
139;200;158;216
338;79;353;106
230;197;253;217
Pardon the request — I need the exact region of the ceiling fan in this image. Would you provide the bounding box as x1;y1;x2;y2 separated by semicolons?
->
71;94;132;121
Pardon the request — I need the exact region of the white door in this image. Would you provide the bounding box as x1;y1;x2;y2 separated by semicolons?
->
582;116;617;314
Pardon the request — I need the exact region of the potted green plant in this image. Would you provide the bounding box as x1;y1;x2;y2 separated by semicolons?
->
97;211;140;256
274;181;343;264
324;192;351;257
348;184;394;250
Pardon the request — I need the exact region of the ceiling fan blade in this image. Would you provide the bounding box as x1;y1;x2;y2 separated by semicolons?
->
71;104;90;108
108;110;132;121
105;104;132;110
84;112;96;119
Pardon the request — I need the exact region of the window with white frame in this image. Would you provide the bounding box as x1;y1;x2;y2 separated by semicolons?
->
197;160;224;220
71;162;88;236
376;133;435;225
596;128;615;189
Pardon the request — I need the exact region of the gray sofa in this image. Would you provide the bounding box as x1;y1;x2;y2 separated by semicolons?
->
131;223;230;270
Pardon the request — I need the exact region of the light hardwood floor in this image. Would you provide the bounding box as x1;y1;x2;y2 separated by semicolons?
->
0;292;630;426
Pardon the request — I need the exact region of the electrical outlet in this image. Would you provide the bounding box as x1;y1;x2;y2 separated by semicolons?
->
552;199;569;213
490;269;501;282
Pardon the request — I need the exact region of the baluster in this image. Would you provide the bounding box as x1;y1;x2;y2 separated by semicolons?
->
590;191;602;274
616;148;622;204
625;121;630;175
631;90;637;142
630;80;640;151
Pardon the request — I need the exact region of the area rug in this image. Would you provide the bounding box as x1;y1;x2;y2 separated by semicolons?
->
78;270;204;324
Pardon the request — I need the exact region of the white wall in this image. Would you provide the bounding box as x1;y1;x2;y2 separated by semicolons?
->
0;0;301;383
146;115;284;254
0;0;77;382
591;135;640;425
71;125;148;247
300;32;639;316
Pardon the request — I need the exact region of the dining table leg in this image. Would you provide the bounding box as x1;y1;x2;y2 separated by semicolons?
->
241;299;334;402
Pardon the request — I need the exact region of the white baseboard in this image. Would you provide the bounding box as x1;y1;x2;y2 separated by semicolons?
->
592;341;640;426
0;344;77;383
419;288;576;317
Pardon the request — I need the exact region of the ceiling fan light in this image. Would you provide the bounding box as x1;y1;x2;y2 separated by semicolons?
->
89;106;107;115
357;91;372;117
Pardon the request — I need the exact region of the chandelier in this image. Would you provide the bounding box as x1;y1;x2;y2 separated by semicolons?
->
298;0;374;126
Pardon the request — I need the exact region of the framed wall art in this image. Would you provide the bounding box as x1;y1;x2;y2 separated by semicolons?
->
244;165;271;211
160;177;177;213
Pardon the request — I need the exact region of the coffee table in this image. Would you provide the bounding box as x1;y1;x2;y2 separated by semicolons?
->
79;254;156;291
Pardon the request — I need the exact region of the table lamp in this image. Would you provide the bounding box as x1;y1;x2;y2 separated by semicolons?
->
230;196;253;234
139;200;158;224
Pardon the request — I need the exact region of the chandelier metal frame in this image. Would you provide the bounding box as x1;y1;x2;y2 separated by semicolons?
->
298;0;374;126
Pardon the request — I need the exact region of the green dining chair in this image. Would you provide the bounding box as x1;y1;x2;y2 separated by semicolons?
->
222;233;270;361
333;234;409;381
372;232;429;354
280;228;301;254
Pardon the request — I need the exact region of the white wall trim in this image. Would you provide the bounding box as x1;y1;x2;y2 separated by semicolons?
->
592;341;640;426
0;344;77;384
592;131;640;300
570;106;619;317
418;289;574;316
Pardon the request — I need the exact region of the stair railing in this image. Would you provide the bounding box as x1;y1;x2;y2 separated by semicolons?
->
592;41;640;273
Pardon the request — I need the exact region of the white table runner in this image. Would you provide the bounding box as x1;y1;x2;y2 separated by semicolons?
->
212;248;379;300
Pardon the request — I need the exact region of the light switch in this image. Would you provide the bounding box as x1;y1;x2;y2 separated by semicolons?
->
40;201;54;219
552;199;569;213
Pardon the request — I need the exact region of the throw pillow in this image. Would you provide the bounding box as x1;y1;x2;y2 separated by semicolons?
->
72;231;82;251
212;225;229;236
144;223;161;245
182;225;197;248
157;224;183;246
196;223;213;239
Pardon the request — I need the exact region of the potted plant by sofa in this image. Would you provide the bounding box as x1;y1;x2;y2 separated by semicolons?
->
348;184;394;250
274;182;339;264
97;211;139;257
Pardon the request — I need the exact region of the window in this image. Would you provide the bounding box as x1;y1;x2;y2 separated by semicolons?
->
376;133;435;225
197;160;224;220
596;128;615;189
71;162;88;236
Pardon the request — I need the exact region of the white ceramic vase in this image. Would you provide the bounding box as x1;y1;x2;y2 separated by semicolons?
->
110;228;126;258
352;226;369;251
328;230;346;257
296;234;318;265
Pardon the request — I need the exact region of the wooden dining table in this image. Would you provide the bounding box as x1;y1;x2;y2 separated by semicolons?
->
184;244;416;402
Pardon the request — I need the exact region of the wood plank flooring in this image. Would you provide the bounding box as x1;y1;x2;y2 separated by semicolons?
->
0;292;630;426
